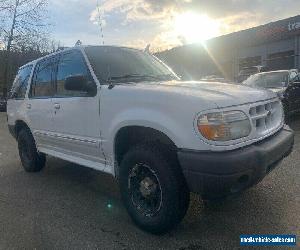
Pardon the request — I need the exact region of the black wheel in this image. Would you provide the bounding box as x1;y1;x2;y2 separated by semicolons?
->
119;144;190;234
17;128;46;172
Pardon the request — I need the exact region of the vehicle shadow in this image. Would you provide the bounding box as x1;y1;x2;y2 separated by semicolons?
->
34;150;297;250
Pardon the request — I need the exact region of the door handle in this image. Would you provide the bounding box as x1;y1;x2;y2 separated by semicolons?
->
26;104;31;109
54;103;60;110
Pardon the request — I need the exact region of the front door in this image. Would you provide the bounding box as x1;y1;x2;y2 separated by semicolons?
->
51;49;105;168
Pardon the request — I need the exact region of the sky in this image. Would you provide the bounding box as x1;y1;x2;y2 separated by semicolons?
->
49;0;300;51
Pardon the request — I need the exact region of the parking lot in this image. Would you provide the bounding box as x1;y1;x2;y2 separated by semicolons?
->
0;112;299;249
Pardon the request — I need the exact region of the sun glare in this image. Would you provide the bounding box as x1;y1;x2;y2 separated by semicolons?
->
174;12;220;44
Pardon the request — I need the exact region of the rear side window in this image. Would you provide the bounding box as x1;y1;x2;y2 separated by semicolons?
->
55;50;95;97
10;65;33;99
30;57;55;98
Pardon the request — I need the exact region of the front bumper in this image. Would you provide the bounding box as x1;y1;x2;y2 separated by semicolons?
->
178;126;294;199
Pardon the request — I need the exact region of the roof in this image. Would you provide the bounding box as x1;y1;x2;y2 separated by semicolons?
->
20;45;142;69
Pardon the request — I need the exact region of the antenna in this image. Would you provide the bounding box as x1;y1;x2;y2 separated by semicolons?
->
96;0;105;45
144;44;151;53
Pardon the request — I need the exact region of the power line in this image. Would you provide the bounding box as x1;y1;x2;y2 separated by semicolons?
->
96;0;105;45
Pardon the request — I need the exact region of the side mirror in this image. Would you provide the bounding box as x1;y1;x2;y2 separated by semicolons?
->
64;75;96;95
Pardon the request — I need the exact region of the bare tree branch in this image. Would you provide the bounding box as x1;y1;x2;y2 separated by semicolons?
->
0;0;50;96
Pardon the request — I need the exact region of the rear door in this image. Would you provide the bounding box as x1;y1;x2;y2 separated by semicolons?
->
26;57;57;149
51;49;105;168
7;65;33;122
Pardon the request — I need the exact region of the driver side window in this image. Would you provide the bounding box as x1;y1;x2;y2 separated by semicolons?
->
55;50;96;97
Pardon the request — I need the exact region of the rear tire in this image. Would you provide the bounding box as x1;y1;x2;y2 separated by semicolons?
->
119;144;190;234
17;128;46;172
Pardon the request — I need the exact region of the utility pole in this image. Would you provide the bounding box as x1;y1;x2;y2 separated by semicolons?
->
96;0;105;45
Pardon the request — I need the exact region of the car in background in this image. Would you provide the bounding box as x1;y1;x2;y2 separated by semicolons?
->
237;65;268;83
0;96;7;112
243;69;300;118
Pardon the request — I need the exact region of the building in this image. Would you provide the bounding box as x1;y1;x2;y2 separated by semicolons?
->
157;15;300;81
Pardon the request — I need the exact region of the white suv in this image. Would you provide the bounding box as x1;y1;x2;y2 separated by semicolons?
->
7;46;294;234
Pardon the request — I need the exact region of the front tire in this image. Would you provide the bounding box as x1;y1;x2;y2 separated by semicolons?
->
17;128;46;172
119;144;190;234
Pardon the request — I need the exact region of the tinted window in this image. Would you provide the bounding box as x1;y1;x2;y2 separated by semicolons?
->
31;58;55;98
56;50;95;97
10;65;33;99
85;46;178;84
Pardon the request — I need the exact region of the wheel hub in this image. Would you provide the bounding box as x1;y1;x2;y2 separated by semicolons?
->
139;177;157;197
128;163;162;216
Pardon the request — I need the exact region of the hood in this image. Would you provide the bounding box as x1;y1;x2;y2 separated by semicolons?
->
136;81;277;108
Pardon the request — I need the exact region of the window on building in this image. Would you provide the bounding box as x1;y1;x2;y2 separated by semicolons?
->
267;51;295;71
239;56;262;70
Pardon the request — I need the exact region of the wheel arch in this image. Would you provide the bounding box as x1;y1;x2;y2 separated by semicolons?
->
114;126;179;177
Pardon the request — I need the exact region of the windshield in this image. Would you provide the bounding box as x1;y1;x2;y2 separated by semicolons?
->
84;46;178;84
239;67;259;76
243;72;288;88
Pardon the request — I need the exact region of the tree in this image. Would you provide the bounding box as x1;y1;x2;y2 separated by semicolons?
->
0;0;48;96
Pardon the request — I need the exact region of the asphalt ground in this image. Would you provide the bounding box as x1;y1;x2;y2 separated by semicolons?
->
0;112;299;249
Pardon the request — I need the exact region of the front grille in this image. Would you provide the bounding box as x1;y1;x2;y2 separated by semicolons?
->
249;100;283;137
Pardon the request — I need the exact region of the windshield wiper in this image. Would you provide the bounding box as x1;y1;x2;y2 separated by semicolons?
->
109;74;160;81
107;74;176;89
107;74;147;89
107;74;162;89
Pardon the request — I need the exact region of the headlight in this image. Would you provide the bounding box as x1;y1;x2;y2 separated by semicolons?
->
197;111;251;141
